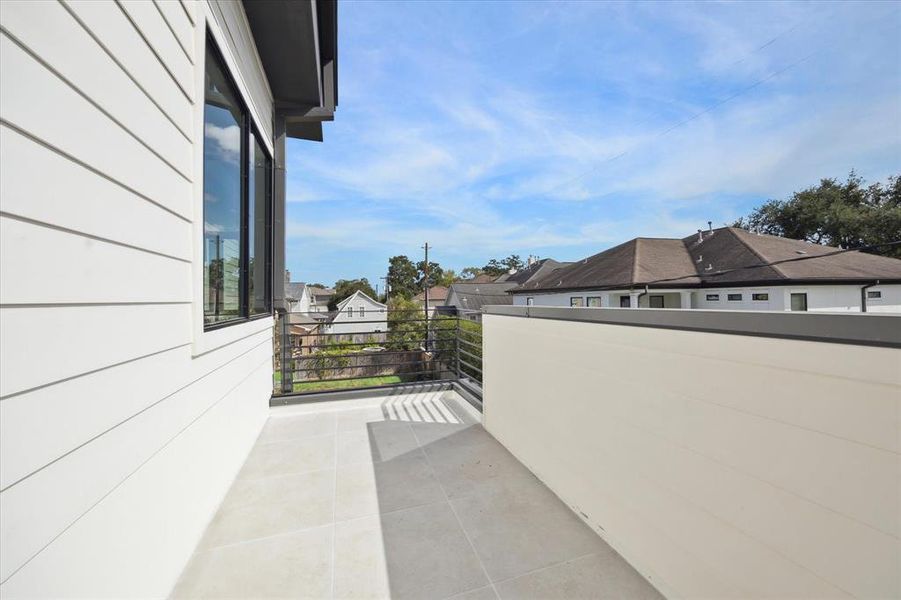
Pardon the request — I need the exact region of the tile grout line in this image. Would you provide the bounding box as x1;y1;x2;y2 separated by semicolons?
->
411;417;501;599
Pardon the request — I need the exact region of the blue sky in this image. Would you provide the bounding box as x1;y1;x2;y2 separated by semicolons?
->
285;0;900;288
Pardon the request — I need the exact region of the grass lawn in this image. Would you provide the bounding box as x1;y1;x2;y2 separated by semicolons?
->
274;372;404;393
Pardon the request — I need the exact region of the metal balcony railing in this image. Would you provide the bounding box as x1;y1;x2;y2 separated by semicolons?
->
272;309;483;399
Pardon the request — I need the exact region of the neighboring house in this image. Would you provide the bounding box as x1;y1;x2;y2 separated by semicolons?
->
324;290;388;341
445;282;518;320
309;285;336;313
511;227;901;312
414;285;448;317
285;282;312;313
0;1;337;596
445;258;570;320
496;257;571;285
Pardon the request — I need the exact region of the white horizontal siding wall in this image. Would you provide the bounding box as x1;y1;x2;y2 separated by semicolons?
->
483;313;901;599
518;284;901;313
0;1;273;597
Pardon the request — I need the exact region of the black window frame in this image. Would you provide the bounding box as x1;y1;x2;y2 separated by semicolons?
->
203;33;273;332
727;293;743;302
752;292;769;301
586;296;602;307
649;295;665;308
706;293;720;301
867;290;882;299
570;297;585;307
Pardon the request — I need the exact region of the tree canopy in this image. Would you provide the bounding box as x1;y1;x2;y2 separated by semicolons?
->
386;255;418;300
482;255;525;277
460;267;484;280
733;171;901;258
329;278;377;311
416;260;444;288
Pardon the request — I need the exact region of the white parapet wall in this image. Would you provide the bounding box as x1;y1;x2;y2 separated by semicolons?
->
482;306;900;599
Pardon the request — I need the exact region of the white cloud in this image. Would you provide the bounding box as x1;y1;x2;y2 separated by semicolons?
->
204;123;240;162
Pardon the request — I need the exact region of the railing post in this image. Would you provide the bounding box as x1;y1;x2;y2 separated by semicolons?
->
455;316;462;381
281;315;293;394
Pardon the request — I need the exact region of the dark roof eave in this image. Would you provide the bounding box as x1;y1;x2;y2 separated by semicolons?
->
243;0;338;141
509;277;901;295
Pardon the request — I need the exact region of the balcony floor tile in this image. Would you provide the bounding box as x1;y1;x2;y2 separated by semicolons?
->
172;389;663;599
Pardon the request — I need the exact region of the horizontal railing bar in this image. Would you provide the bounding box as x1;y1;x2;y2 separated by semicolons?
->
288;334;458;345
285;370;442;387
292;359;440;373
457;337;481;351
458;348;481;363
457;358;483;373
283;316;448;325
291;338;457;351
292;349;432;361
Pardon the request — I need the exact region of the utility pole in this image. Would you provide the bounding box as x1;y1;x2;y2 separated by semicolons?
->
380;276;389;304
422;242;430;324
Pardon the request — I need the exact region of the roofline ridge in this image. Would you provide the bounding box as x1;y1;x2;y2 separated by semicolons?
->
727;227;788;279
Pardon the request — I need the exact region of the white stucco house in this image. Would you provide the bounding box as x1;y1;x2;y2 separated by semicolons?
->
323;290;388;339
0;1;337;596
511;227;901;312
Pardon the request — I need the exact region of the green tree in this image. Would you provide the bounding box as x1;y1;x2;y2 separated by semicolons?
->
482;254;525;277
329;278;377;311
387;296;426;351
436;269;457;287
460;267;484;280
416;260;444;288
734;171;901;258
386;255;418;300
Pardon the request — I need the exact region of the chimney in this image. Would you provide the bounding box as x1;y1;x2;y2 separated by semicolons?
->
527;255;537;267
697;229;703;243
285;269;291;285
708;220;713;233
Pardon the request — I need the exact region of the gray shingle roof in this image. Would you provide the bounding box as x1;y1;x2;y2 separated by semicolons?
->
513;227;901;293
446;282;518;311
285;282;307;300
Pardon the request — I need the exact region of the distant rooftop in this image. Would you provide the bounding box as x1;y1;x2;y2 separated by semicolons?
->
513;227;901;293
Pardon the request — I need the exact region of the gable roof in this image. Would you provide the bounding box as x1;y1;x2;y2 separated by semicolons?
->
414;286;449;302
310;286;335;297
446;282;518;311
503;259;572;285
285;282;308;301
513;227;901;293
334;289;386;311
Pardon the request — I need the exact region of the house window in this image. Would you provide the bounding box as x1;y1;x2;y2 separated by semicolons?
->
347;307;353;317
867;290;882;299
526;297;534;306
790;292;808;312
587;297;602;307
570;297;584;307
649;295;664;308
203;35;271;328
727;293;742;301
359;306;365;318
705;294;720;301
752;293;769;301
619;296;631;308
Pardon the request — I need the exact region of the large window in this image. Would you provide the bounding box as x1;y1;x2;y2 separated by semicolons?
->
203;36;272;328
570;297;584;307
587;296;602;307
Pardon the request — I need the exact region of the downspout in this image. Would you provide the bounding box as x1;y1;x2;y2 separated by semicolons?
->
636;285;649;308
860;280;879;313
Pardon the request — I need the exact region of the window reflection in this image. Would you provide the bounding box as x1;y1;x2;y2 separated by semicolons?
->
203;43;243;325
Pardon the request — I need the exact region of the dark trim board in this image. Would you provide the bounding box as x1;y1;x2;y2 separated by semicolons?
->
510;278;901;296
484;305;901;349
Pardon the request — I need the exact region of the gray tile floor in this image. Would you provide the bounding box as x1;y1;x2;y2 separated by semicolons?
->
172;390;663;599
